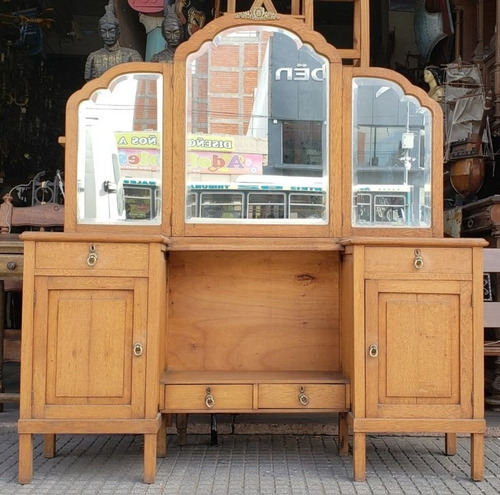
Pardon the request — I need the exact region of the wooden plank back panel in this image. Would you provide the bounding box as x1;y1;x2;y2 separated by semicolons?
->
167;251;340;371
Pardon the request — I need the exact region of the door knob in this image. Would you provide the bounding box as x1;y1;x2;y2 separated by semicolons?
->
133;342;143;357
368;344;378;358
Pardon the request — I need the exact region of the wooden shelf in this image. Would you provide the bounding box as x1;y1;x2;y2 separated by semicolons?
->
167;237;343;251
161;370;348;384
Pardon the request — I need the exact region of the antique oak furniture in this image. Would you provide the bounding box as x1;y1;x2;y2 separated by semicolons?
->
18;9;485;484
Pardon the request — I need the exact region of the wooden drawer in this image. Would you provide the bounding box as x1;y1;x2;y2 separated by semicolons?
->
258;383;348;410
163;384;253;411
0;254;23;278
364;247;471;277
35;242;149;271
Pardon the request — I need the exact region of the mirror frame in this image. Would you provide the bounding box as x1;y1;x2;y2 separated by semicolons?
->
63;62;172;235
171;13;343;239
341;66;444;238
61;15;444;240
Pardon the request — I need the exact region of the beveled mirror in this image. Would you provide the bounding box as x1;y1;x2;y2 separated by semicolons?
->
351;77;433;228
184;25;329;224
76;72;163;225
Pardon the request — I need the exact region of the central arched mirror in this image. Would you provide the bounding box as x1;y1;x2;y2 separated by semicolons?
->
77;72;163;225
185;26;329;224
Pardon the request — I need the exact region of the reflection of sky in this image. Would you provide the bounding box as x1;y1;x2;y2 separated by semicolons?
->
83;77;139;131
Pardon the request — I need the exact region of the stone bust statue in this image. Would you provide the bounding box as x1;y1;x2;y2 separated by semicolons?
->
150;4;184;63
84;0;143;81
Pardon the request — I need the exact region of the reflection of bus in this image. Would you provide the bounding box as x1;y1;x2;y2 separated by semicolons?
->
353;185;413;225
186;178;327;220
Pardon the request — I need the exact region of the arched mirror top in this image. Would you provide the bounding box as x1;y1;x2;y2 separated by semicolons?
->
347;68;444;237
180;20;339;228
70;67;164;227
173;13;342;65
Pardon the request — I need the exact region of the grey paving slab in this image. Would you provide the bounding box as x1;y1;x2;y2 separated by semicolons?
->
1;432;500;495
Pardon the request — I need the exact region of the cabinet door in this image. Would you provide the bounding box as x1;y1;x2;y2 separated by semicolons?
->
365;279;473;419
31;276;148;419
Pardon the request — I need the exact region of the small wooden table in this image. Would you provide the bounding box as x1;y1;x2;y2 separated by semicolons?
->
0;234;23;411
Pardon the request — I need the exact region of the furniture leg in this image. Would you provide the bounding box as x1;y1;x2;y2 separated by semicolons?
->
353;432;366;481
338;412;349;456
143;433;157;484
43;434;56;458
445;432;457;455
18;433;33;484
176;413;188;446
471;433;484;481
157;414;168;458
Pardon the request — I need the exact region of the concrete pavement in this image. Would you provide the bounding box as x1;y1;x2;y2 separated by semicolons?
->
1;428;500;494
2;363;500;494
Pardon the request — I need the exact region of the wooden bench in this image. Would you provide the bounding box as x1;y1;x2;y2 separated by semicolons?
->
0;194;64;234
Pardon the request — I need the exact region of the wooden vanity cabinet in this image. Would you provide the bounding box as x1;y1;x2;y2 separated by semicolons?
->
18;233;167;484
340;238;486;481
17;9;486;485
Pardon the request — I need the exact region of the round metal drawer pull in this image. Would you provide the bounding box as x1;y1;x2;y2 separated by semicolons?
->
298;386;309;406
87;244;98;267
368;344;378;358
133;342;143;357
6;261;16;270
205;387;215;409
414;249;423;270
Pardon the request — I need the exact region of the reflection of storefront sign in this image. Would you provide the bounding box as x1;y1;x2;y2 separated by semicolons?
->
275;64;324;82
187;135;234;151
115;131;160;171
187;151;262;175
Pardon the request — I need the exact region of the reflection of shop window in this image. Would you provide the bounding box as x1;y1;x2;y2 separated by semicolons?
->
289;193;325;219
124;184;159;220
200;192;244;219
282;121;323;165
247;192;286;219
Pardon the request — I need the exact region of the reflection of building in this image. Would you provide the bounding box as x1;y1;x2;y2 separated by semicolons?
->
352;79;432;227
188;29;327;178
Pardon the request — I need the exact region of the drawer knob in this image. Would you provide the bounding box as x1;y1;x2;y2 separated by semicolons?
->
6;261;16;270
205;387;215;409
414;249;424;270
133;342;143;357
298;386;309;406
87;244;98;267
